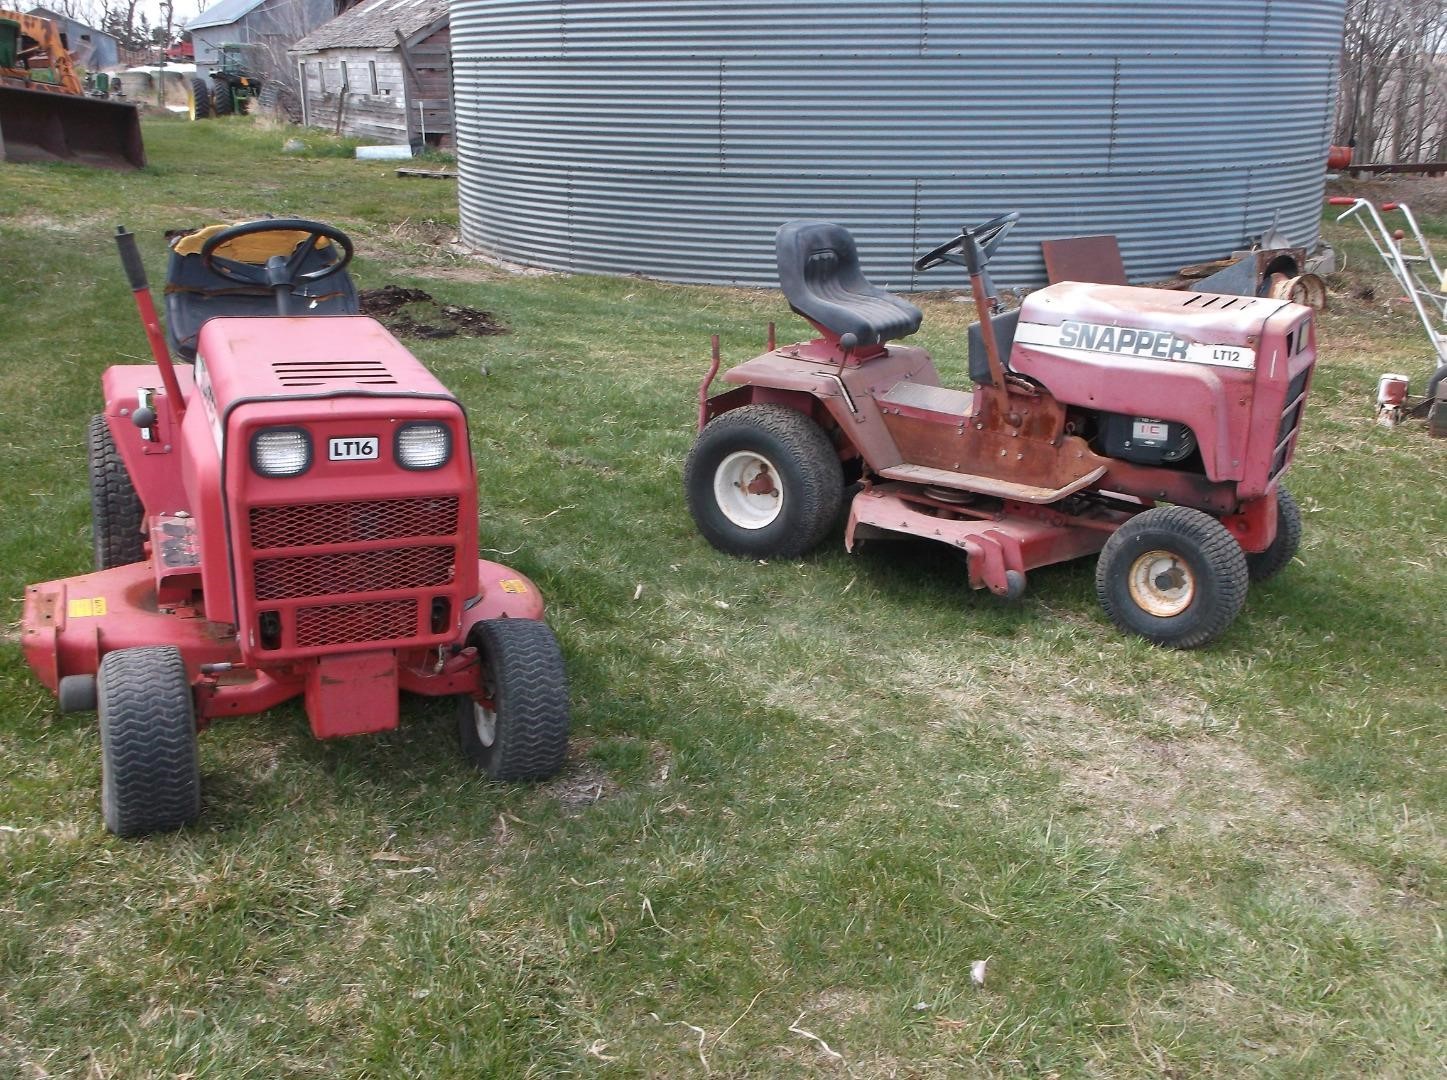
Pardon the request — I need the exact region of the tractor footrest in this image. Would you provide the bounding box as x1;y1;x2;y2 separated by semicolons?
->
877;463;1107;504
876;382;973;421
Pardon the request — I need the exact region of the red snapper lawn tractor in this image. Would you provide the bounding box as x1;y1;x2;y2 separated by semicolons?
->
686;213;1315;648
20;220;569;836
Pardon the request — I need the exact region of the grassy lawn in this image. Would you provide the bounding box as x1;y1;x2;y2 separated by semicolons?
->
0;116;1442;1078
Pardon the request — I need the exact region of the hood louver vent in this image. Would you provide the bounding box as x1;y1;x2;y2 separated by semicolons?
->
1181;294;1259;310
272;358;398;387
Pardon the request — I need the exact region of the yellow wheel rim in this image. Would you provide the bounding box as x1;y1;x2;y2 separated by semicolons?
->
1127;549;1195;617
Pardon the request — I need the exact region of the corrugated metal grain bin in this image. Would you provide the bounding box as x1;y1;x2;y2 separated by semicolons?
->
450;1;1346;288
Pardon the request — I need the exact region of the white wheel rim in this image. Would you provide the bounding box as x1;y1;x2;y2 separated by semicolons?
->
713;450;783;530
1127;549;1196;617
473;700;497;748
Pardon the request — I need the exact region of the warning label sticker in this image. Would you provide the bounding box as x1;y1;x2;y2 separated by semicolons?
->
67;597;107;618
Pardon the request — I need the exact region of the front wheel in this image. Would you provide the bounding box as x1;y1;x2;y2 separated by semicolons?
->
1245;487;1302;583
1095;506;1249;650
684;404;844;559
457;620;570;781
98;646;201;836
211;84;235;116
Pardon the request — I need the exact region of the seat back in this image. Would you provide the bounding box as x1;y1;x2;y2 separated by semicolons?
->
966;308;1022;385
775;220;922;347
163;236;358;361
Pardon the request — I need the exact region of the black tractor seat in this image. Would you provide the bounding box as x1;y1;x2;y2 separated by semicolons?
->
776;220;922;347
163;226;359;361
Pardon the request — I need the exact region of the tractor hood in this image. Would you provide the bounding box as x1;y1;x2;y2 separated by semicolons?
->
192;316;455;412
1016;282;1294;367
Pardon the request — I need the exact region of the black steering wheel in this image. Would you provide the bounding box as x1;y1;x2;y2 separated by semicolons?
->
914;211;1020;272
199;218;355;289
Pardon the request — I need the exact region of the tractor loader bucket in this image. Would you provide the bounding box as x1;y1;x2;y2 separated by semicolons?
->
0;85;145;168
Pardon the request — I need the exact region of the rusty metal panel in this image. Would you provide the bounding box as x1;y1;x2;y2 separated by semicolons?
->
1041;237;1128;286
451;0;1348;287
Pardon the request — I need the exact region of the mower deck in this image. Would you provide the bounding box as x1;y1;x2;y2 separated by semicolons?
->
846;483;1128;595
22;556;546;733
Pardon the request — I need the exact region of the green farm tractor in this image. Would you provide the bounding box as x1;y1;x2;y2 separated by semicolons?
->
195;43;261;118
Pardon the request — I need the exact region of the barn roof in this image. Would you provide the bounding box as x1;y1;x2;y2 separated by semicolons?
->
187;0;268;32
291;0;448;53
27;6;117;40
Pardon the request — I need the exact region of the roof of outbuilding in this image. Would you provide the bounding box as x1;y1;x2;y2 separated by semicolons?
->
27;6;118;39
290;0;448;53
187;0;269;32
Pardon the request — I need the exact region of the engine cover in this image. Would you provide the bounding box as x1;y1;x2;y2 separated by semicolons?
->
1009;281;1316;494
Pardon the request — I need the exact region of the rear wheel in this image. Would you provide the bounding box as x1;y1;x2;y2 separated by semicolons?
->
1095;505;1249;649
684;404;844;559
189;77;212;119
98;647;201;837
1245;487;1302;583
211;84;235;116
457;620;570;781
89;415;144;570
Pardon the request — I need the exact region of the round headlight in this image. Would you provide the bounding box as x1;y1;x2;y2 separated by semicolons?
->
396;422;451;470
251;428;311;477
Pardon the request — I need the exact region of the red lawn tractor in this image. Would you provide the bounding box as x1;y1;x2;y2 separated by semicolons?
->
686;214;1315;648
21;220;569;836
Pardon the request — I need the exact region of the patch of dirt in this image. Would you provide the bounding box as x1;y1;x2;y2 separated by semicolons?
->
542;757;619;814
887;653;1393;919
358;285;506;340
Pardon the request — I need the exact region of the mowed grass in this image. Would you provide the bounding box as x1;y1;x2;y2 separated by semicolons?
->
0;116;1442;1077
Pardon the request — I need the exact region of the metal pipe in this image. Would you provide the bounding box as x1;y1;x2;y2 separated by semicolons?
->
698;335;721;432
115;226;186;423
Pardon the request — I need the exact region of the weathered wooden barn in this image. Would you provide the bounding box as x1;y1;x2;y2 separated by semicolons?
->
290;0;451;149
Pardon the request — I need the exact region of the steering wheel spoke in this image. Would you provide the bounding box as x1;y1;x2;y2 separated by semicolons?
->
283;229;334;281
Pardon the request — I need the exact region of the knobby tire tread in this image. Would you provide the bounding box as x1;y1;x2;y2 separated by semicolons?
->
1245;487;1302;583
462;620;570;781
98;646;200;836
1096;505;1249;650
684;404;843;559
89;415;144;570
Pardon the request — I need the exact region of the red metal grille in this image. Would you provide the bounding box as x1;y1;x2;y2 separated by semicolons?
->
295;599;418;648
254;545;455;601
1271;365;1312;479
249;496;459;550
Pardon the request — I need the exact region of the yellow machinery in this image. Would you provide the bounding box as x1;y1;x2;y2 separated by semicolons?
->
0;9;145;168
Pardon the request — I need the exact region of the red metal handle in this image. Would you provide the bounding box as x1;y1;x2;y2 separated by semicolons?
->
1325;197;1401;212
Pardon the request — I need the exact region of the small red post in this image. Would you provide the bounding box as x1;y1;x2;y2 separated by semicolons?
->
698;335;721;432
767;321;776;351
